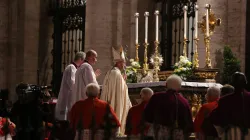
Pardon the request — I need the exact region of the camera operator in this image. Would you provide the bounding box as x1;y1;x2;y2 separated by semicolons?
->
11;83;51;140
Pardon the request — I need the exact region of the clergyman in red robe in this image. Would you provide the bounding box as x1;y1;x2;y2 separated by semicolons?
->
125;87;154;136
194;86;220;140
144;74;194;139
210;72;250;139
69;83;120;140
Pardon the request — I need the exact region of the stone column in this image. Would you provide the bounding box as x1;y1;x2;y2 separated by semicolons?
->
227;0;246;72
85;0;114;83
85;0;136;84
7;0;40;101
0;0;9;89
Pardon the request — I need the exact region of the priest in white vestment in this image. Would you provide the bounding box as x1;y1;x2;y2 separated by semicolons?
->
71;50;100;109
100;47;132;135
55;52;85;120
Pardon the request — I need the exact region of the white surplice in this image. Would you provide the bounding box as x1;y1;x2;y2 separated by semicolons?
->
71;62;98;109
55;63;77;120
100;67;132;135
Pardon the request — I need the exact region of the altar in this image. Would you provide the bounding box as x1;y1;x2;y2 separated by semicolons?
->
127;81;222;118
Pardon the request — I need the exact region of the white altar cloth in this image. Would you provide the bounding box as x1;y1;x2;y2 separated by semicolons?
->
126;81;222;89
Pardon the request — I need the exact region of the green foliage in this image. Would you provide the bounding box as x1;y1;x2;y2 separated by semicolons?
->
222;46;241;84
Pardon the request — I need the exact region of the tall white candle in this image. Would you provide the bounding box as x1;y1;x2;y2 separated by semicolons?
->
155;10;159;42
205;4;210;37
144;12;149;43
135;13;139;44
183;6;188;39
195;5;199;38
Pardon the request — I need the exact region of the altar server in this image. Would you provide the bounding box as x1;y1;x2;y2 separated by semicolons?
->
55;52;85;120
144;74;194;139
100;47;132;135
70;83;120;140
71;50;100;109
125;88;153;136
210;72;250;140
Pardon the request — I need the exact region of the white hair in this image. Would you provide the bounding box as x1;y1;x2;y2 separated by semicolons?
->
140;88;154;96
74;51;86;61
206;86;221;99
166;74;182;90
86;83;100;97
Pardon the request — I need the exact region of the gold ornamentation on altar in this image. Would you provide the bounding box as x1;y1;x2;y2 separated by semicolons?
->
193;38;199;69
198;4;221;68
188;94;202;120
193;68;218;80
150;41;163;82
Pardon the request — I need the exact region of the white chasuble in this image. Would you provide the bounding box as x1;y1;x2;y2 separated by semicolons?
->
100;67;132;135
55;63;77;120
71;62;98;109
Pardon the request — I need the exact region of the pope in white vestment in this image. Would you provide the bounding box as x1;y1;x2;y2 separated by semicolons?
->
55;52;85;120
100;47;132;135
71;50;99;108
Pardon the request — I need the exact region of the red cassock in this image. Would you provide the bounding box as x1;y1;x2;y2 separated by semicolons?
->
69;97;120;130
194;100;218;138
125;101;149;135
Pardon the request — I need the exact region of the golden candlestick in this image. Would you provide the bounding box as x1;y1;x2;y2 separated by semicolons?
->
204;36;212;68
143;43;149;74
198;5;221;68
135;43;139;62
193;38;199;69
183;38;188;57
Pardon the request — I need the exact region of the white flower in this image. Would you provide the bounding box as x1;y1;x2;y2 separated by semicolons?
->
130;59;134;63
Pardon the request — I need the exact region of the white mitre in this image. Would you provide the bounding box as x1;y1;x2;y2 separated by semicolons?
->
112;46;126;63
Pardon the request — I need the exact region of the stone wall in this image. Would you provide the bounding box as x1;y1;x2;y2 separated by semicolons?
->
0;0;51;101
0;0;247;101
197;0;246;72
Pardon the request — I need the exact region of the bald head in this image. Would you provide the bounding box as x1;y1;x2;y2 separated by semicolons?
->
140;88;154;102
166;74;182;91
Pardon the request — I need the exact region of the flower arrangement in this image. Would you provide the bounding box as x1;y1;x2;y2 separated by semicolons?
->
126;59;141;83
0;117;15;139
173;56;193;80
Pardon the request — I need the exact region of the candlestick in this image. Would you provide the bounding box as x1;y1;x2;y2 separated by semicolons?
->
135;13;139;44
183;6;188;39
183;38;188;57
193;38;199;69
144;12;149;43
205;4;210;37
205;36;212;68
143;43;149;75
155;10;159;42
135;43;139;62
195;5;199;38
